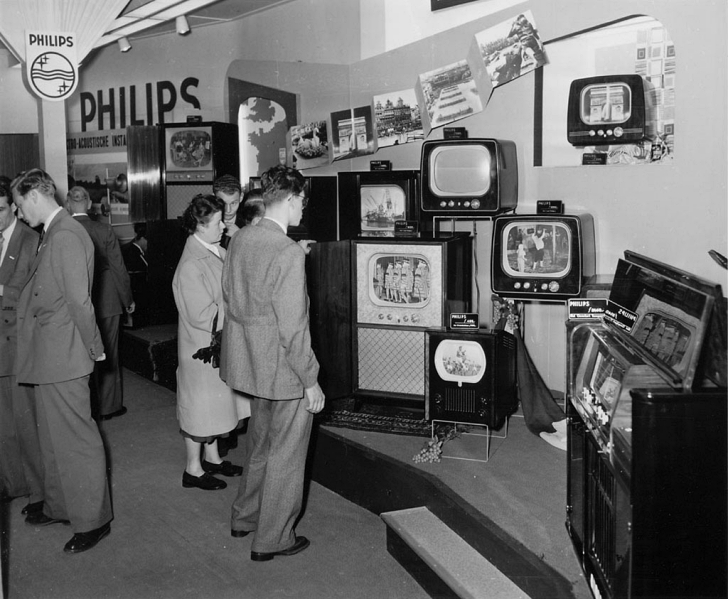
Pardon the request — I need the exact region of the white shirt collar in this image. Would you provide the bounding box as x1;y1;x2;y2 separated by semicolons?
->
0;215;17;265
262;216;287;234
43;206;64;233
193;233;220;258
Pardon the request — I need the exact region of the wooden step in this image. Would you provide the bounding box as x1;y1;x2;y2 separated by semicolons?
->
382;507;531;599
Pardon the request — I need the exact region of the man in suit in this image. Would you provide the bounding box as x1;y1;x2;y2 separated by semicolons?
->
221;165;325;561
67;186;134;420
0;179;44;518
213;174;242;249
11;169;112;554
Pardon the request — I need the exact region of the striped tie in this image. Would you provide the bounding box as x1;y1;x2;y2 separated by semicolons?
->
37;228;44;253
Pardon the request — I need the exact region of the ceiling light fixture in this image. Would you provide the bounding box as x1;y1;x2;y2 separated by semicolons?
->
118;37;131;52
175;15;190;35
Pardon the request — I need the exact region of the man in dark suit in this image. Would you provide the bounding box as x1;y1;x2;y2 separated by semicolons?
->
0;180;44;517
11;169;112;553
221;165;325;561
213;174;242;249
67;186;134;420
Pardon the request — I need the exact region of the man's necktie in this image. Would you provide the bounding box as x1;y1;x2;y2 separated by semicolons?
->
37;229;44;253
0;231;4;262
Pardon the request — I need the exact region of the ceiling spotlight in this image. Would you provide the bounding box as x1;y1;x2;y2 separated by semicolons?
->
175;15;190;35
118;37;131;52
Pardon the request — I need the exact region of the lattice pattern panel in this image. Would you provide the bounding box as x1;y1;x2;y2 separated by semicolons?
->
357;327;424;396
166;184;212;219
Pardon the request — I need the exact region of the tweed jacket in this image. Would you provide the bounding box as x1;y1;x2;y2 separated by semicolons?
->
16;209;104;384
0;219;39;376
73;214;133;318
220;218;319;400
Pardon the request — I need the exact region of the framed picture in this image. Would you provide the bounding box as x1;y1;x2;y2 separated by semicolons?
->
431;0;480;10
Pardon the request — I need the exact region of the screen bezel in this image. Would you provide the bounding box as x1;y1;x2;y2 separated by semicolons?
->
500;220;573;279
420;139;500;213
164;126;214;173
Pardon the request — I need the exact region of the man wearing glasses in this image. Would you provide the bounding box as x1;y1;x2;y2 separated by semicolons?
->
221;165;324;562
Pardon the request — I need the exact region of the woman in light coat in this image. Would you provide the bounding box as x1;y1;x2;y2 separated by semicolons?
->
172;194;250;491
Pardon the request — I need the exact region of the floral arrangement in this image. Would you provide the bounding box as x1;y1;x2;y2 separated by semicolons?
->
492;294;520;334
412;425;461;464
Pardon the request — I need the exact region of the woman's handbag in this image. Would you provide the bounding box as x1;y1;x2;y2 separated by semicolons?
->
192;311;222;368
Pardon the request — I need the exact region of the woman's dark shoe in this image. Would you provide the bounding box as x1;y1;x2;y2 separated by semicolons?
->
202;460;243;477
182;471;227;490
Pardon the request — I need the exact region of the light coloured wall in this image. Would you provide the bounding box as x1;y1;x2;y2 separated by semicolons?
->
0;0;725;392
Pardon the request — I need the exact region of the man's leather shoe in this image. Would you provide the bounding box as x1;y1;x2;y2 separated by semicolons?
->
231;529;251;538
25;512;70;526
251;536;310;561
202;460;243;477
100;406;127;421
63;522;111;554
22;501;44;515
182;471;226;490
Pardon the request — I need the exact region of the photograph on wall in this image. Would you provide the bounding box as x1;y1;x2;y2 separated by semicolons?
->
287;120;329;170
360;183;408;237
330;105;376;162
472;10;548;89
415;59;484;135
373;88;423;149
67;160;130;225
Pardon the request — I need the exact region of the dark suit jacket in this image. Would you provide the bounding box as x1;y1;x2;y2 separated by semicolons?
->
16;210;104;384
0;219;39;376
73;214;133;318
220;218;319;400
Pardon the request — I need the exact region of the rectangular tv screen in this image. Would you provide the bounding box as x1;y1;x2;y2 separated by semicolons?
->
500;220;572;279
429;144;492;197
165;126;213;173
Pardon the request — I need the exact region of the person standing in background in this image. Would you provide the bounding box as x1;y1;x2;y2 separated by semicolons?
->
221;165;324;562
12;169;112;554
67;186;135;421
213;175;242;249
172;194;249;492
0;179;44;520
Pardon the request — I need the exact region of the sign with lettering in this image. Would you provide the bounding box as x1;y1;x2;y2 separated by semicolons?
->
66;130;128;155
603;301;638;333
25;31;78;101
568;298;608;320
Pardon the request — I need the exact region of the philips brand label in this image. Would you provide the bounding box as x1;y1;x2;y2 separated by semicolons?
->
568;299;608;320
450;313;479;330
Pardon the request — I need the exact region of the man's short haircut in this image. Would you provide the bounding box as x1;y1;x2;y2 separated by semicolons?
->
239;188;266;227
11;168;56;198
0;180;11;204
260;165;305;208
212;174;242;196
67;185;91;204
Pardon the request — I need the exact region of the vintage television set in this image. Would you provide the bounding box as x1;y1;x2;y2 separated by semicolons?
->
162;121;239;218
491;213;595;300
419;138;518;218
565;251;726;599
567;74;653;146
424;329;517;430
337;170;420;240
352;234;472;405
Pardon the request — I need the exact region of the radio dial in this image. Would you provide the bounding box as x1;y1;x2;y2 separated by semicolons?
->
524;282;531;289
464;201;470;207
471;200;481;209
597;129;605;137
448;200;455;208
378;313;384;320
514;282;521;289
607;129;613;136
403;315;409;323
439;201;447;208
548;281;560;293
540;283;548;291
411;314;420;323
614;127;624;138
387;314;393;321
589;130;596;137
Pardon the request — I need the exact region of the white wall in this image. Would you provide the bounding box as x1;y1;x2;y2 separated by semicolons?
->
1;0;725;393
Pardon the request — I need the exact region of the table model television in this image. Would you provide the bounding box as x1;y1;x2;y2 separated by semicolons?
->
419;138;517;218
566;251;726;599
352;234;472;406
491;213;595;300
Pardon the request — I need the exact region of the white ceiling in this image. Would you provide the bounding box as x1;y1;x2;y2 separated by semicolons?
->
96;0;295;48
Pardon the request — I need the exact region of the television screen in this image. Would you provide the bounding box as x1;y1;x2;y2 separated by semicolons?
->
360;184;408;237
491;214;595;300
433;338;486;387
580;81;632;126
429;144;492;197
355;240;446;329
367;253;431;307
165;127;212;171
338;170;419;240
420;138;517;216
500;220;572;278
